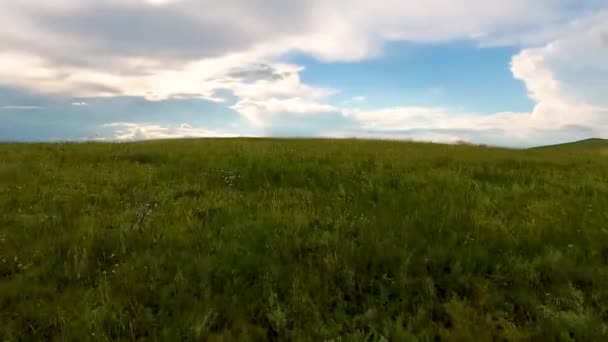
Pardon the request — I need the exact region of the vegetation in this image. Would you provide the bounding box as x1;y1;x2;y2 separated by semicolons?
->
531;138;608;150
1;138;608;341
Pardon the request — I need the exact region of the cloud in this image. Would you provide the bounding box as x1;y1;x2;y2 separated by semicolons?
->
102;122;241;141
324;11;608;146
71;102;88;106
231;97;339;127
1;105;42;110
0;0;600;100
318;129;472;145
218;64;335;102
0;1;606;146
310;12;607;147
511;12;608;125
337;107;527;146
336;109;589;147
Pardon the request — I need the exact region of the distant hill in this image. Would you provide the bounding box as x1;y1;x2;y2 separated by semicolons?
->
532;138;608;150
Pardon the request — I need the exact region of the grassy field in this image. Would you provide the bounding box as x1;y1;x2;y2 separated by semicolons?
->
1;138;608;341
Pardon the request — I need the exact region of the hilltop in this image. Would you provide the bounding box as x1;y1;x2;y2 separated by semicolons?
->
532;138;608;150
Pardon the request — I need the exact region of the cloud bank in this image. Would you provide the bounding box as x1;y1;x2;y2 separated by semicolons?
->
102;122;239;141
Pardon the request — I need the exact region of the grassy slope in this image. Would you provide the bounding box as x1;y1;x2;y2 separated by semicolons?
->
532;138;608;150
1;139;608;341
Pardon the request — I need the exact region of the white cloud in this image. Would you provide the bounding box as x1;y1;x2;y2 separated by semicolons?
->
231;97;339;127
511;12;608;126
102;122;241;141
71;102;88;106
1;105;42;110
318;129;467;145
339;106;527;145
4;0;580;61
0;0;599;100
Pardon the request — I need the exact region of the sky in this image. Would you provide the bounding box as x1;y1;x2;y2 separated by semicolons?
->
0;0;607;147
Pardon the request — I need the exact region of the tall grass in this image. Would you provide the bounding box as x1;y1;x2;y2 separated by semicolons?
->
1;139;607;340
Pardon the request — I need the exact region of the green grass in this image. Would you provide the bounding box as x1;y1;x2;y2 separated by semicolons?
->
532;138;608;150
1;138;608;341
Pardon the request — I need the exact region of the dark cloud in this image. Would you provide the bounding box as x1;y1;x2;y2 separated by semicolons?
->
36;5;255;60
226;64;287;83
24;0;316;63
556;124;595;133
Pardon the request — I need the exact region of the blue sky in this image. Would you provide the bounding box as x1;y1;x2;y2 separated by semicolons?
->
290;42;534;113
0;0;607;147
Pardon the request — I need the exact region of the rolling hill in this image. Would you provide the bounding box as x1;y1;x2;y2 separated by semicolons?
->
532;138;608;150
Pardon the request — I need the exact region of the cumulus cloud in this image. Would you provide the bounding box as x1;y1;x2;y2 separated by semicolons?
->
231;97;339;127
4;0;586;63
511;12;608;123
103;122;240;141
327;109;602;147
0;0;599;99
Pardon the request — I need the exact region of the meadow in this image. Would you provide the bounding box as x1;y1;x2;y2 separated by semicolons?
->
1;138;608;341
